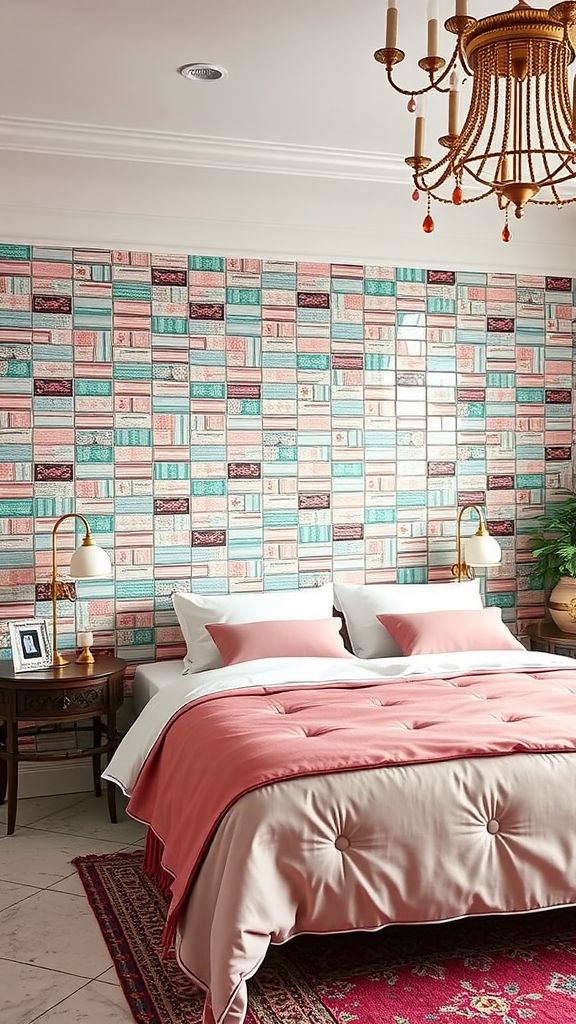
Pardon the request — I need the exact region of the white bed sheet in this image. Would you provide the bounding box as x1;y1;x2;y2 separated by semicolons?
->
106;648;576;795
132;659;184;718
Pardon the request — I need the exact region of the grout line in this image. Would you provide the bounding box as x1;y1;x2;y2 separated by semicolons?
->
22;823;141;843
0;953;94;981
26;977;97;1024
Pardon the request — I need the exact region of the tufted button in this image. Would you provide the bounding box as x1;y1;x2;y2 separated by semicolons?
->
334;835;350;851
487;819;500;835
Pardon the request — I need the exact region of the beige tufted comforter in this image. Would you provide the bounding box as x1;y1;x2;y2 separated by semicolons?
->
104;651;576;1024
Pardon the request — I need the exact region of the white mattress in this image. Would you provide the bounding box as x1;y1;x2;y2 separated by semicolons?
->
132;659;184;717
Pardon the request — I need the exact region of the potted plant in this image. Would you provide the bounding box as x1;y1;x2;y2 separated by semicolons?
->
529;489;576;633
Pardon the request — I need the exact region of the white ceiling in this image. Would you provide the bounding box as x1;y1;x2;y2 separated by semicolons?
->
0;0;575;273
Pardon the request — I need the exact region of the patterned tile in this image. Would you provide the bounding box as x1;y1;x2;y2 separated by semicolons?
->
0;250;573;661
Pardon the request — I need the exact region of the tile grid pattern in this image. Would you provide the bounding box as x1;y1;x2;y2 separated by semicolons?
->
0;792;145;1023
0;245;574;673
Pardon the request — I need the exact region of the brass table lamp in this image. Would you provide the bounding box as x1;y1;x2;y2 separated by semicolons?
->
50;513;112;667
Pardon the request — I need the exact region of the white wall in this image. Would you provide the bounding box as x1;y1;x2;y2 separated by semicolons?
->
1;149;575;275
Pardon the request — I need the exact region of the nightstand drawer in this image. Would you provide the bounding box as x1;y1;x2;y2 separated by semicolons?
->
17;681;109;717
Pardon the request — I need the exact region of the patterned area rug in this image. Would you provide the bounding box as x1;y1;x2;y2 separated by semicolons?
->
74;851;576;1024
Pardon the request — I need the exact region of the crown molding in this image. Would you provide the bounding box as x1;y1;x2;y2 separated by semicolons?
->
0;115;409;183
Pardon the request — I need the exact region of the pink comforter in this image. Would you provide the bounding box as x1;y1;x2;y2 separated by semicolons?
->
127;665;576;950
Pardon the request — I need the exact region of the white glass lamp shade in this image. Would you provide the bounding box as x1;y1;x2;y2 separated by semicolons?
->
464;533;501;568
69;542;112;579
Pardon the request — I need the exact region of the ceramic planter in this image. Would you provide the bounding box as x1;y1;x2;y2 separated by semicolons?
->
548;576;576;634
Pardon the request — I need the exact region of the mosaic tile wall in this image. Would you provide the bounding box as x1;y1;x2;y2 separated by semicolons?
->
0;243;574;672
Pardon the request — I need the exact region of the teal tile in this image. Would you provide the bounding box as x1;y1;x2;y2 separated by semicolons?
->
333;463;364;478
114;429;152;446
189;255;225;272
396;267;425;282
297;354;330;370
191;480;226;496
191;382;226;400
154;463;190;480
226;288;261;304
76;445;114;463
365;279;395;296
486;592;516;608
113;282;152;300
74;376;111;391
0;244;31;260
0;500;33;517
365;508;396;524
151;316;188;334
397;567;427;583
517;387;544;403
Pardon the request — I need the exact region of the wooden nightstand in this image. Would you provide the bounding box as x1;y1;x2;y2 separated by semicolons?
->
525;620;576;658
0;655;126;835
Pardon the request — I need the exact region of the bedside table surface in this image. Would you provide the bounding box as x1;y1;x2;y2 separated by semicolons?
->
0;656;126;687
525;621;576;647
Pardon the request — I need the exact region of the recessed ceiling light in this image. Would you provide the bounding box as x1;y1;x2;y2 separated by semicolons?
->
178;63;228;83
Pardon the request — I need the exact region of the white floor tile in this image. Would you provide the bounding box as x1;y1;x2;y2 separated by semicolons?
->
26;790;147;846
120;837;146;851
48;871;86;897
0;879;39;912
32;980;133;1023
0;959;87;1024
0;793;90;828
95;966;120;986
0;827;127;887
0;889;113;978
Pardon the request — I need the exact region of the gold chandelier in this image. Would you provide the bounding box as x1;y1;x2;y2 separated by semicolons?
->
375;1;576;240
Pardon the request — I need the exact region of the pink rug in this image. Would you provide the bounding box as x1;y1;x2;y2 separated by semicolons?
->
74;850;576;1024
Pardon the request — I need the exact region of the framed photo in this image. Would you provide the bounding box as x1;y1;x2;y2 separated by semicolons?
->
8;619;52;673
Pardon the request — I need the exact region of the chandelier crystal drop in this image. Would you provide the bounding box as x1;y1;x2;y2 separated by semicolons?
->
374;0;576;237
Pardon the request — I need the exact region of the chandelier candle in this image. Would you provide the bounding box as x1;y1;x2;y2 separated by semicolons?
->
427;0;440;57
414;97;426;159
456;0;468;16
448;69;460;136
386;0;398;50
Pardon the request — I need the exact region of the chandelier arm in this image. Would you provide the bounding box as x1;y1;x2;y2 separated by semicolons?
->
384;46;459;99
544;47;569;201
416;144;496;202
452;49;494;179
526;44;537;187
532;193;576;204
552;48;574;154
555;45;575;148
545;47;565;160
456;34;474;78
414;151;454;192
426;187;495;204
476;49;501;182
501;53;514;183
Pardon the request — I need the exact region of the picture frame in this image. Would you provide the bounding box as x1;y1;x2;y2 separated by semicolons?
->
8;619;52;673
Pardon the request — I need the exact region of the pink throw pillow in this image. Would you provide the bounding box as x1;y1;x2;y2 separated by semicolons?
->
376;607;525;656
205;618;352;666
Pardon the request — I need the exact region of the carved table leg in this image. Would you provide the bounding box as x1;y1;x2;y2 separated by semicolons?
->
6;720;18;836
92;716;102;797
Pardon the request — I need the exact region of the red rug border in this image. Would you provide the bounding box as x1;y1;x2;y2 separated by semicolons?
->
73;850;164;1024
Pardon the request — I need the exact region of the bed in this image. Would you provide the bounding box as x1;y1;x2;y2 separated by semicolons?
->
103;582;576;1024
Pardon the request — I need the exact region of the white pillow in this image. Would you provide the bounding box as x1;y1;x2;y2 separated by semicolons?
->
172;583;334;673
334;579;483;659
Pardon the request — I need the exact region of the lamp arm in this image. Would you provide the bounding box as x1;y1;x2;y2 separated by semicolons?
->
51;512;92;667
